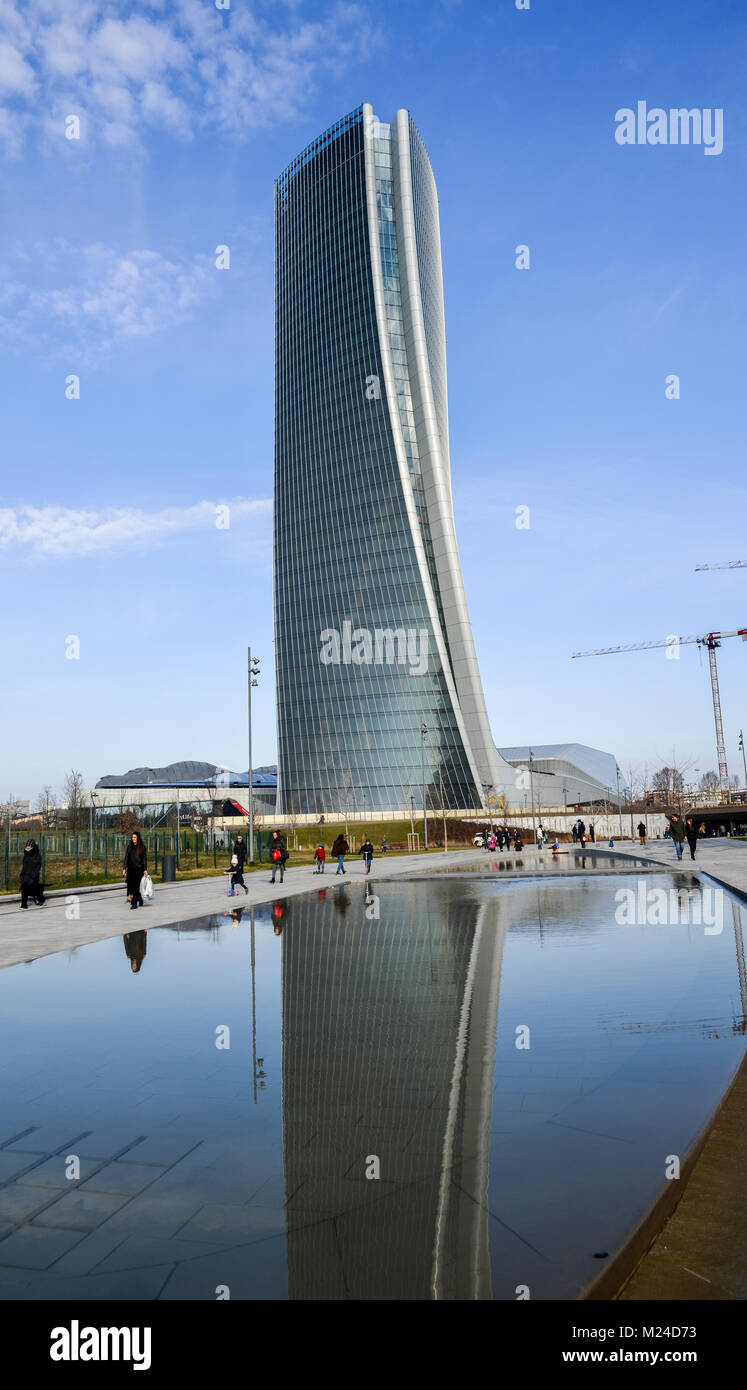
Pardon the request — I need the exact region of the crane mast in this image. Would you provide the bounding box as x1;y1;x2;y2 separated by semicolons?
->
572;625;747;794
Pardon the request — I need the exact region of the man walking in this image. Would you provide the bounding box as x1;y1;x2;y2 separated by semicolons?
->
685;817;699;861
637;820;646;847
668;814;686;861
234;834;248;871
269;829;288;884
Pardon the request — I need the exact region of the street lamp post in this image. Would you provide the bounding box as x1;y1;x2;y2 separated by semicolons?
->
740;730;747;791
409;795;415;842
439;764;447;852
248;648;260;863
89;791;97;860
421;723;429;850
616;765;624;839
529;750;537;845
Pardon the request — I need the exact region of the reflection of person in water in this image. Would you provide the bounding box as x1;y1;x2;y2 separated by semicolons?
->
230;908;245;928
332;885;350;915
272;900;286;935
123;930;147;973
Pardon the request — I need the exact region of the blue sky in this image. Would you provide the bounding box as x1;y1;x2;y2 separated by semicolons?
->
1;0;746;802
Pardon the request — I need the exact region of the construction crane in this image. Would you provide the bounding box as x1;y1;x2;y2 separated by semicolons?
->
572;626;747;791
695;561;747;571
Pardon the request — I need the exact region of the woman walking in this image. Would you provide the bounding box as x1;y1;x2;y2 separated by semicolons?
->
332;833;349;874
123;831;147;910
20;839;45;909
685;817;699;861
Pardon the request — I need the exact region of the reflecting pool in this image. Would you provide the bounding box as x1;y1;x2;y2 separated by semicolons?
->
0;871;744;1300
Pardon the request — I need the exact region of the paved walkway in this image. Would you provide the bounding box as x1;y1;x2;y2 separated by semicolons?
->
0;848;488;972
588;835;747;900
3;838;747;974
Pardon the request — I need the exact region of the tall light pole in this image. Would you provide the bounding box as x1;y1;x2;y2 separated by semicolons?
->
529;750;537;844
89;791;97;859
421;723;429;849
740;730;747;790
248;649;260;863
439;763;447;852
616;765;624;839
409;794;415;841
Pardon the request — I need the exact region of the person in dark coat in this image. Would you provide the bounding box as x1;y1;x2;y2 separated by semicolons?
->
123;831;147;909
668;814;686;860
359;835;374;874
20;839;45;909
684;817;699;860
268;829;288;884
233;835;248;869
332;834;349;874
637;821;647;846
123;930;147;972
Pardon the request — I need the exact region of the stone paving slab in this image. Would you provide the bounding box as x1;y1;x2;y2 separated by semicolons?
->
0;848;487;971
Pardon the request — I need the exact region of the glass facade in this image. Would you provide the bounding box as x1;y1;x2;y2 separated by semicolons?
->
273;105;492;814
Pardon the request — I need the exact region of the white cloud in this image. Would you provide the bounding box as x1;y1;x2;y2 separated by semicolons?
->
0;241;219;355
0;0;374;156
0;498;272;557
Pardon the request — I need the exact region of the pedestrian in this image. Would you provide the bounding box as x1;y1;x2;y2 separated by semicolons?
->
123;831;147;910
637;820;646;846
487;832;497;851
269;830;288;884
381;836;387;854
332;832;349;874
699;821;707;837
577;819;586;842
19;838;45;909
668;814;686;861
123;930;147;973
588;823;595;843
225;854;248;895
536;825;544;849
513;832;523;851
233;834;248;870
314;843;326;874
685;817;699;861
359;834;374;874
571;824;578;844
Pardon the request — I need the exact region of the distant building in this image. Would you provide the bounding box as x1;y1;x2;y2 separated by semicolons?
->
497;744;629;809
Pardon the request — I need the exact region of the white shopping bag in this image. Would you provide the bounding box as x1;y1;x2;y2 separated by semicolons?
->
141;872;154;901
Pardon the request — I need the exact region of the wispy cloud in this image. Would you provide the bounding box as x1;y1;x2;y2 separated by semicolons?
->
0;240;222;356
0;0;375;157
0;497;272;557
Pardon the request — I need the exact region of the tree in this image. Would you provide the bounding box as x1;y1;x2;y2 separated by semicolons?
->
113;809;140;834
35;786;58;829
699;771;720;792
652;766;685;795
62;770;86;831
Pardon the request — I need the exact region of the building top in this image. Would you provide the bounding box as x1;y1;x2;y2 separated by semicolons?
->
275;104;363;196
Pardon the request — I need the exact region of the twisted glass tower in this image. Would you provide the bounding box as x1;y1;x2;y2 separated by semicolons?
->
274;104;513;814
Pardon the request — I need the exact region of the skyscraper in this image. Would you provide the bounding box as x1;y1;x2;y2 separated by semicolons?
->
274;103;513;814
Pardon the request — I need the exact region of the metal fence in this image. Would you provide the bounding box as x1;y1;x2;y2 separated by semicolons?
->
2;830;275;891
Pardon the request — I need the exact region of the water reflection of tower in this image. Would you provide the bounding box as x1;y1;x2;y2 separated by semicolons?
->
280;883;505;1299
